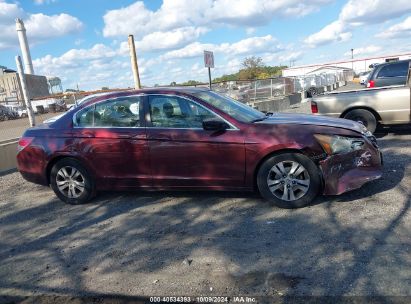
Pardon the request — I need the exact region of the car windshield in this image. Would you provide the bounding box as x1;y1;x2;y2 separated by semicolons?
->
193;90;265;123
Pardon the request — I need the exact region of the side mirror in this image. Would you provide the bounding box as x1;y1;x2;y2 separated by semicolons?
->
202;118;229;131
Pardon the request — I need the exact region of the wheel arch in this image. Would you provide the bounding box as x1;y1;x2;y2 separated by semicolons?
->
252;148;326;193
45;155;94;185
340;106;382;122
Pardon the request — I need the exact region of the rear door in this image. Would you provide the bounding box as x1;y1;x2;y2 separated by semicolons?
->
72;95;151;188
145;94;245;188
375;61;410;87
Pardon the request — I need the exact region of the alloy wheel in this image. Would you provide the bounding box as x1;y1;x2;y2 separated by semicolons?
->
267;160;310;201
56;166;86;198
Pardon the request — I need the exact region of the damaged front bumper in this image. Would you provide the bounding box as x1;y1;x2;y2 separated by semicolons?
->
319;141;383;195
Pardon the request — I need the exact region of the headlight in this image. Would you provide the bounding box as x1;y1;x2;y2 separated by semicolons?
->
314;134;365;155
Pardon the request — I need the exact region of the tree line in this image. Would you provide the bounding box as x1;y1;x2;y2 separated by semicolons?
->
169;56;287;86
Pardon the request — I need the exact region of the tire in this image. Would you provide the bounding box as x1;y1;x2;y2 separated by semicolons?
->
308;87;318;96
344;109;377;133
257;153;321;209
50;158;95;204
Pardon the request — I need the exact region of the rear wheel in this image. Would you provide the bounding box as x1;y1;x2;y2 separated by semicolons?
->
257;153;321;208
50;158;95;204
344;109;377;133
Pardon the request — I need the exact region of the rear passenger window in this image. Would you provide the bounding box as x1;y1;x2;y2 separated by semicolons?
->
377;62;409;78
75;96;142;127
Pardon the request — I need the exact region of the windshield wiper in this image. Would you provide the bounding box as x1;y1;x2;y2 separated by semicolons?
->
251;116;269;123
251;111;273;123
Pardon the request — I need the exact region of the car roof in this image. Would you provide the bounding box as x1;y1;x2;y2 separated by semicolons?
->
139;86;210;94
90;87;209;99
77;86;211;108
378;59;411;67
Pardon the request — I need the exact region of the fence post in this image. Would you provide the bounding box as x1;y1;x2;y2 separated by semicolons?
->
15;55;35;127
270;78;273;98
254;81;257;102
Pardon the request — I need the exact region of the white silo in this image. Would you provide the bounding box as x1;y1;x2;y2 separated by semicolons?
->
15;18;34;75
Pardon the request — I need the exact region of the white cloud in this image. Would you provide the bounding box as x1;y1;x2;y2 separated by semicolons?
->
33;44;138;89
343;45;382;57
24;13;83;40
278;51;304;63
245;27;256;35
304;0;411;47
103;0;331;38
225;35;281;55
340;0;411;25
161;42;215;60
162;35;281;60
376;16;411;39
282;2;328;17
137;27;208;52
304;21;352;47
0;1;83;50
34;0;57;5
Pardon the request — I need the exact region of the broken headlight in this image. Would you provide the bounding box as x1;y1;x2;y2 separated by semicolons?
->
314;134;365;155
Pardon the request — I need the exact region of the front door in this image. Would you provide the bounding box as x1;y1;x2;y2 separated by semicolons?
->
145;94;245;188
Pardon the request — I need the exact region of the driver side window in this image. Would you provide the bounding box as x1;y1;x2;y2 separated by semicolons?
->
75;96;142;127
148;95;218;128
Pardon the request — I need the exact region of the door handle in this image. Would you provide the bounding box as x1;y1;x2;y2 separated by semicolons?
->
81;131;94;138
132;134;146;139
148;134;172;140
117;134;131;139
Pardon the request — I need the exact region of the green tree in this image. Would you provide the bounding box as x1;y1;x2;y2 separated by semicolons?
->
238;56;265;80
181;80;203;86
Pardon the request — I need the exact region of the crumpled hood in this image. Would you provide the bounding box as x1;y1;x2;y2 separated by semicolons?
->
256;113;365;134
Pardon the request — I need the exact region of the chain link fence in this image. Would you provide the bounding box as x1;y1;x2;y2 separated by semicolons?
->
186;70;353;104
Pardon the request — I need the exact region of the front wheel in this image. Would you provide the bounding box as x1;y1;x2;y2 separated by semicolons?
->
257;153;321;208
50;158;95;204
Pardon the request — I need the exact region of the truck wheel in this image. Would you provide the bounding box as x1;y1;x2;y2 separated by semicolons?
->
257;153;321;209
344;109;377;133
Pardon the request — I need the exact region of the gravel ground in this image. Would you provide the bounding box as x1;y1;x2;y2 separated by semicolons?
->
0;128;410;302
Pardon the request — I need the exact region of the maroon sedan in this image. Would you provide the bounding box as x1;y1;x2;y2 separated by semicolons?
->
17;88;383;208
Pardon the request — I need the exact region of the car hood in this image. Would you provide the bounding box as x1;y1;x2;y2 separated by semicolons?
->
256;113;365;133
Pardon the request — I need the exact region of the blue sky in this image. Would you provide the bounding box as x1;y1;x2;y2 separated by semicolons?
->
1;0;411;90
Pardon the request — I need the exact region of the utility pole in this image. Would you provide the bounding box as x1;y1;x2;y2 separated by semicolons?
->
128;35;141;89
15;55;35;127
